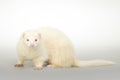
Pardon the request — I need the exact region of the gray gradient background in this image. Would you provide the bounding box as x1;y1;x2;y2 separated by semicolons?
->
0;0;120;80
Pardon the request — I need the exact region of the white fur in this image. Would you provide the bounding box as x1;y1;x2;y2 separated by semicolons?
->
16;30;48;68
38;27;114;67
16;27;114;68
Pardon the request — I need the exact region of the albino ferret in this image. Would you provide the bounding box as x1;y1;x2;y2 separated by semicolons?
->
15;27;114;69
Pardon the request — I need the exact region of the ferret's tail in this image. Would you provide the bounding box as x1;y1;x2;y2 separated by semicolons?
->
74;59;115;67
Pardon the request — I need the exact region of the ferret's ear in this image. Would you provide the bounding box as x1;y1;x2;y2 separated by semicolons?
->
38;33;41;38
22;32;26;38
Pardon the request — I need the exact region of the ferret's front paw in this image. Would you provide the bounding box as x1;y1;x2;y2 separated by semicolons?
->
14;64;24;67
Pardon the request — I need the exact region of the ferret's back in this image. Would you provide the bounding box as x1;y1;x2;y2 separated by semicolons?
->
38;27;71;44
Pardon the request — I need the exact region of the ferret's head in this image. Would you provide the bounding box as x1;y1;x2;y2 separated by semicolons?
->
22;31;41;48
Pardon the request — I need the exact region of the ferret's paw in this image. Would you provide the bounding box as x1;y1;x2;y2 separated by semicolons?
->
46;65;55;68
34;66;43;70
14;64;24;67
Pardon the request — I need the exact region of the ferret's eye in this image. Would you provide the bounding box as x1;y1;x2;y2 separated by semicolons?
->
26;39;29;41
35;39;37;41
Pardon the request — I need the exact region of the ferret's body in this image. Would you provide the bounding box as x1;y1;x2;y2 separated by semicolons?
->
38;27;114;67
15;27;114;69
38;28;77;67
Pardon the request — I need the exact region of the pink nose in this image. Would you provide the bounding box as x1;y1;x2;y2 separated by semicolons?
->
30;44;34;47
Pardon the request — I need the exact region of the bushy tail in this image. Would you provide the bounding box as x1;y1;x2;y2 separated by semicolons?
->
74;59;115;67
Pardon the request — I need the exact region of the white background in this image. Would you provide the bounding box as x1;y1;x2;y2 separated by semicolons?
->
0;0;120;63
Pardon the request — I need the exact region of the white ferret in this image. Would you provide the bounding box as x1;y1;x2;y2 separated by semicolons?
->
15;27;114;69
